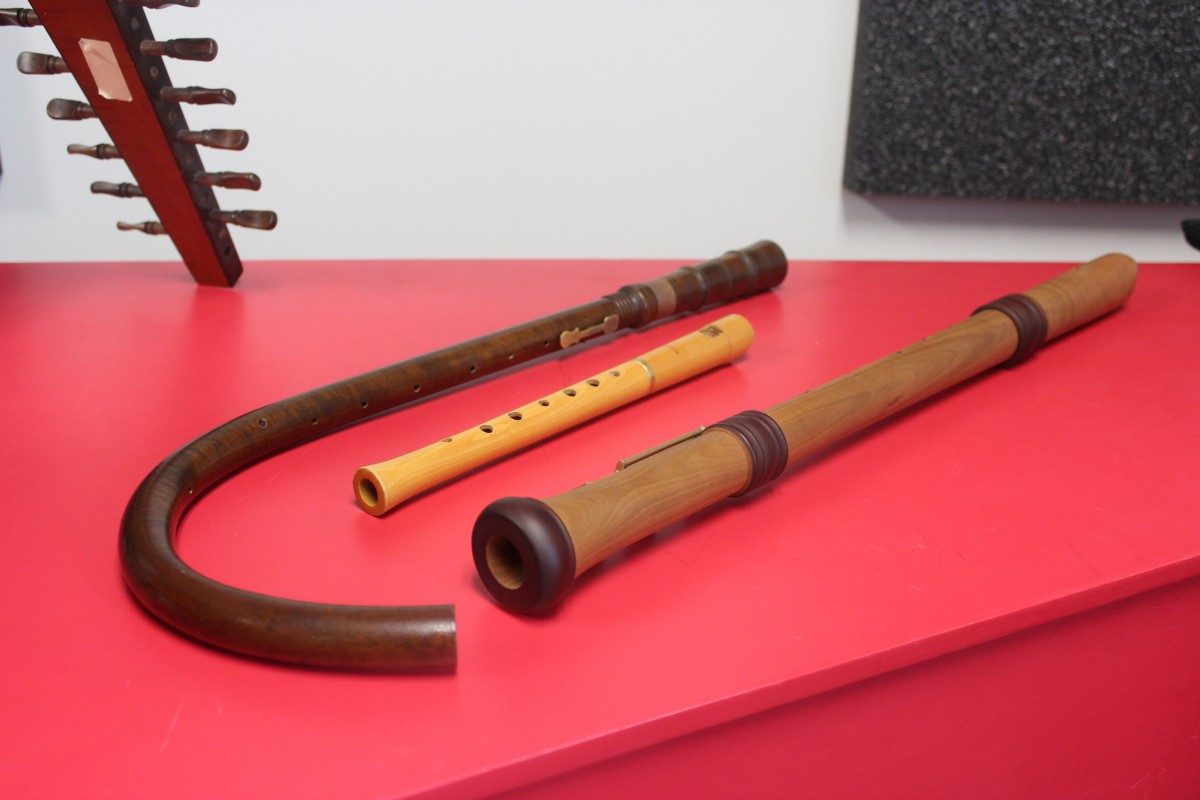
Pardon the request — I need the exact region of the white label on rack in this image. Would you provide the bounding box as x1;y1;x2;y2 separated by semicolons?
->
78;39;132;102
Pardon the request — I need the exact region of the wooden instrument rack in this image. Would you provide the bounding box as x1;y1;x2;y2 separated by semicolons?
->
28;0;251;285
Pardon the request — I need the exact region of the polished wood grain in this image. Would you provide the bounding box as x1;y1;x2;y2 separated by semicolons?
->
548;427;752;573
356;314;754;517
482;254;1137;611
119;243;788;670
769;253;1136;463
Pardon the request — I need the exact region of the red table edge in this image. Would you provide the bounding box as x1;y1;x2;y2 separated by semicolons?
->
411;555;1200;799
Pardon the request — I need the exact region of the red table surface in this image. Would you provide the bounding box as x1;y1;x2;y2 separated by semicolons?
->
0;257;1197;799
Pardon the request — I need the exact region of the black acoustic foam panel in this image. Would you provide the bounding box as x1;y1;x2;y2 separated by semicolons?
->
843;1;1200;205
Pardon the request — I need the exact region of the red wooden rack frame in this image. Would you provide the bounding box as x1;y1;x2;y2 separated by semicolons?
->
30;0;243;286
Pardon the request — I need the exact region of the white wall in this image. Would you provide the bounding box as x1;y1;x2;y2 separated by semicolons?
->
0;0;1194;264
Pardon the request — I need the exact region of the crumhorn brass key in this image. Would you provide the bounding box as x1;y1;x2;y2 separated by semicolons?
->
194;171;261;190
177;128;248;150
17;51;68;74
209;209;277;230
47;99;96;121
67;143;122;160
161;86;236;105
117;220;167;235
0;8;40;26
92;181;145;198
139;37;217;61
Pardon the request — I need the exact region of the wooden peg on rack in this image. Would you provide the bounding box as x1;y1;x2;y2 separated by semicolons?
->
117;220;166;234
194;171;261;190
92;181;145;198
160;85;235;105
177;128;248;150
139;37;216;61
67;143;122;159
47;98;96;120
16;51;67;73
209;209;277;230
0;7;39;25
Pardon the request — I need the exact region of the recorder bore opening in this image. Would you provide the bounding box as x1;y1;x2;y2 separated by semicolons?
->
357;477;379;507
485;535;524;590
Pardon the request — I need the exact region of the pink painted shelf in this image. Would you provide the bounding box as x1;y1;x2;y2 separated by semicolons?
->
2;257;1197;798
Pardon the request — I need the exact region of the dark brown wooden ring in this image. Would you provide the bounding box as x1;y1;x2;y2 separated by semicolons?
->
471;497;576;614
722;250;753;298
603;287;640;328
711;410;789;496
702;255;734;304
633;283;660;324
744;240;789;293
608;282;657;328
973;293;1049;367
679;263;710;308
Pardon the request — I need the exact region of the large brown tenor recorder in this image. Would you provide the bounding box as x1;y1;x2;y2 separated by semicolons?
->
120;242;787;671
472;254;1137;614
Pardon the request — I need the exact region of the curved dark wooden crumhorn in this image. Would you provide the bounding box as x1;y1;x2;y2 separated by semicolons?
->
177;128;248;150
17;51;67;74
93;181;145;198
47;98;96;121
68;143;122;160
120;241;789;671
161;85;236;105
194;171;260;190
139;37;216;61
117;220;166;234
0;8;40;26
209;209;276;229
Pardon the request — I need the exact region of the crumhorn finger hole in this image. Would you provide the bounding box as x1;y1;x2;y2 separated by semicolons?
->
485;536;524;590
357;477;379;507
